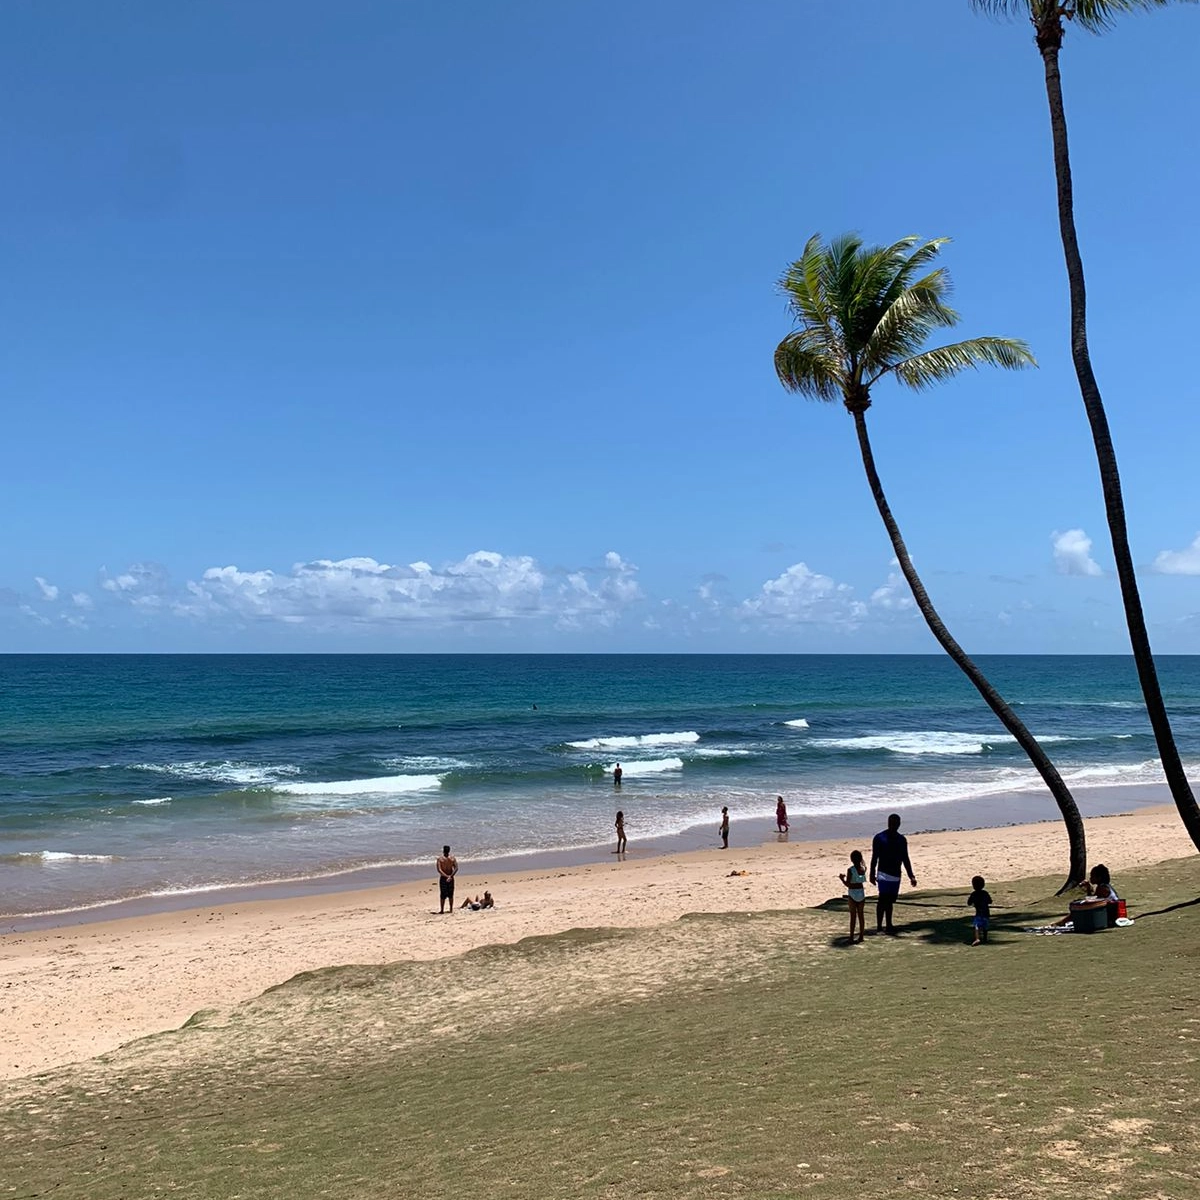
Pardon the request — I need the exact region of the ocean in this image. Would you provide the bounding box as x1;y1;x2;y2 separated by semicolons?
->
1;654;1195;922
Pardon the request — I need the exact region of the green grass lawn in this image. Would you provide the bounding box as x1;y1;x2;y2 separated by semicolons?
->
3;857;1198;1199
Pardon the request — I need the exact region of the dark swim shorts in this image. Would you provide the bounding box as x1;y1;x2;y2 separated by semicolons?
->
439;877;454;900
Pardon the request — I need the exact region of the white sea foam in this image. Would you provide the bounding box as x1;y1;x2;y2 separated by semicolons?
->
131;797;171;807
609;757;683;776
810;731;1024;756
133;761;300;786
685;748;751;759
272;774;443;797
569;731;700;751
16;851;118;863
1063;759;1164;784
379;755;475;773
784;718;809;729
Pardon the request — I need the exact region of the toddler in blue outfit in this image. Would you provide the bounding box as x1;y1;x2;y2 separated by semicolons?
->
968;875;992;946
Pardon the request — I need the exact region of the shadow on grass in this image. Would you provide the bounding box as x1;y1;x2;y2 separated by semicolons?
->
814;893;1064;947
1132;894;1200;919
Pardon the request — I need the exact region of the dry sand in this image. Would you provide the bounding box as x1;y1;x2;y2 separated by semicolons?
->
0;804;1192;1081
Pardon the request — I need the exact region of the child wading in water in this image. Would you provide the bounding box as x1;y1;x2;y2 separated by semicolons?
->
614;810;627;854
968;875;992;945
839;850;867;943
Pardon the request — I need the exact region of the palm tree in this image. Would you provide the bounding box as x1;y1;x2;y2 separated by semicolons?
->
774;232;1086;887
971;0;1200;852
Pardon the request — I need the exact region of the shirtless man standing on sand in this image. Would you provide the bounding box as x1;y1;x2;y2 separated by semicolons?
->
437;845;458;914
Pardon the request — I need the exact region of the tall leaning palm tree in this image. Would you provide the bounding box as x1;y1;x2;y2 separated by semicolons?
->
971;0;1200;851
775;232;1086;887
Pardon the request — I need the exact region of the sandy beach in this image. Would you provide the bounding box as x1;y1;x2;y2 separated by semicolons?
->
0;803;1192;1082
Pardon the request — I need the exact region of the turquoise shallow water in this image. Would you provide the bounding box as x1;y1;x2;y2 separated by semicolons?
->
1;654;1196;918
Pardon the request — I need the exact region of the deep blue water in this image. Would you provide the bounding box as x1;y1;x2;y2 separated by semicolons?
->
1;654;1195;917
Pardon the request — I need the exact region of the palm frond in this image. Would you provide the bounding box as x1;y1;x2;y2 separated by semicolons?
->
774;330;844;402
970;0;1182;35
890;337;1036;391
778;234;838;334
835;241;904;358
861;275;961;380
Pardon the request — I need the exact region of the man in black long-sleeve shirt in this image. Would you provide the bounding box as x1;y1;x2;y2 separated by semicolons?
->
869;813;917;934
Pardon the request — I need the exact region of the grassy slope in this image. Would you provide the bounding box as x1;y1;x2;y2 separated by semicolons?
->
2;858;1198;1200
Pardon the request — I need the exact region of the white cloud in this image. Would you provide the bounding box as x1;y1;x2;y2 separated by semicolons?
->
71;592;94;609
739;562;867;628
97;550;644;633
99;562;172;609
34;577;59;601
556;552;643;630
869;568;914;611
181;553;547;625
19;604;50;626
1153;533;1200;575
1052;529;1103;577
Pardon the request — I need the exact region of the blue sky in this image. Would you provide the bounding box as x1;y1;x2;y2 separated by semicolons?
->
3;0;1199;653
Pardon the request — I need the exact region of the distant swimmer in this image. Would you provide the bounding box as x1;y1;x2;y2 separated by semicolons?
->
613;762;623;787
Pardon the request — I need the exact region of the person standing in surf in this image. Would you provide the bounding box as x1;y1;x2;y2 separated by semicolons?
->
719;806;730;849
869;814;916;934
614;810;627;854
613;762;623;787
775;796;790;834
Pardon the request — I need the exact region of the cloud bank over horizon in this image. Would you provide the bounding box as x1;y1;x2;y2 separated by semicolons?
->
10;548;919;647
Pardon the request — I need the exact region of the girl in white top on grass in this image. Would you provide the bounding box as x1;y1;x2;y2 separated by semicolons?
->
839;850;867;944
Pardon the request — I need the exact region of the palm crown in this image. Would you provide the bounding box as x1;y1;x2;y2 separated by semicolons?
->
774;233;1034;411
970;1;1176;33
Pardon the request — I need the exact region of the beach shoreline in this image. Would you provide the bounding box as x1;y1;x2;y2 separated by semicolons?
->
0;778;1171;932
1;799;1194;1083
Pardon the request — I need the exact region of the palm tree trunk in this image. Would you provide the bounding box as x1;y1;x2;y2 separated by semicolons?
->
1038;32;1200;852
851;406;1087;889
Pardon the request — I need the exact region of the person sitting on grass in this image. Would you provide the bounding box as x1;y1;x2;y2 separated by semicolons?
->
1051;864;1119;927
968;875;992;946
1078;862;1118;902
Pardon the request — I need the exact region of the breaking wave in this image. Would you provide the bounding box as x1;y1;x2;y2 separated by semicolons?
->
132;761;301;786
271;774;444;797
568;731;700;751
